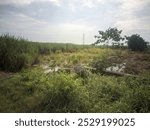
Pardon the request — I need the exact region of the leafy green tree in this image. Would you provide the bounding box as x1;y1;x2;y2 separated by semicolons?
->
94;27;124;46
127;34;147;51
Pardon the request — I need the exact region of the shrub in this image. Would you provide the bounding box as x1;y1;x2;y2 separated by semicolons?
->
127;34;147;51
127;88;150;112
86;74;150;112
90;57;110;73
34;73;90;112
123;77;150;112
86;75;126;112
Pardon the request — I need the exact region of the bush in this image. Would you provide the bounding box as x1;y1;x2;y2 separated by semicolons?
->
127;88;150;112
0;66;150;112
90;57;110;73
86;74;150;112
86;75;126;112
33;73;90;112
127;34;147;51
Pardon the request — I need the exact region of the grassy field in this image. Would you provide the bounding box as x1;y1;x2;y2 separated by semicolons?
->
0;34;89;72
0;35;150;112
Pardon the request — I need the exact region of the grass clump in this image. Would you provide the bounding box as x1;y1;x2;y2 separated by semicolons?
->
0;34;39;72
37;73;89;112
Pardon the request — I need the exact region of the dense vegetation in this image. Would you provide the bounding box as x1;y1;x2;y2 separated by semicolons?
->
94;27;148;52
0;60;150;113
0;34;39;72
94;27;124;46
127;34;147;51
0;34;150;113
0;34;88;72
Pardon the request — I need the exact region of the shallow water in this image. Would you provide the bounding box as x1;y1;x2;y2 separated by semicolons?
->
106;63;126;72
42;65;61;74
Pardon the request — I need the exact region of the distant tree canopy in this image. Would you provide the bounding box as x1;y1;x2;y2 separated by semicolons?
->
127;34;147;51
93;27;149;51
94;27;124;46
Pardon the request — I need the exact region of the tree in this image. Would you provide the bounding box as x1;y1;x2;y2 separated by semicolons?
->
127;34;147;51
94;27;124;46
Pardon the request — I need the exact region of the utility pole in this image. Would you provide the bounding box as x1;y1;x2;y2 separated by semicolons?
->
83;33;85;48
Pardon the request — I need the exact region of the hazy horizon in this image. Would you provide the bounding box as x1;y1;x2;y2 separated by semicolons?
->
0;0;150;44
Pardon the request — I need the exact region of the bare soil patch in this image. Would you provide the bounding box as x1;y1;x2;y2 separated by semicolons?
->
0;71;13;80
108;52;150;75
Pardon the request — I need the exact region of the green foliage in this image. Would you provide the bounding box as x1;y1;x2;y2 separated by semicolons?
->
127;34;147;51
0;68;90;112
90;50;116;73
0;34;39;72
86;75;128;112
0;46;150;113
20;69;90;112
127;88;150;112
37;73;89;112
86;75;150;112
38;43;90;55
94;27;124;46
91;57;110;73
0;34;90;72
0;66;150;113
122;77;150;112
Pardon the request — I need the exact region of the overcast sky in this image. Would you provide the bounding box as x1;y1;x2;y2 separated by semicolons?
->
0;0;150;44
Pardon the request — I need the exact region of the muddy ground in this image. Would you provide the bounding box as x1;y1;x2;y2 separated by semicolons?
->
108;52;150;75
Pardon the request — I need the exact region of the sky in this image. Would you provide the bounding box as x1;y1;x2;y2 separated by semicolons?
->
0;0;150;44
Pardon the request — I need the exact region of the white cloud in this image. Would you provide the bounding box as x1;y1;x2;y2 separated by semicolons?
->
0;12;96;43
64;0;105;13
121;0;150;9
0;0;150;42
77;0;105;8
115;16;150;32
42;23;96;43
119;0;150;17
0;12;48;35
0;0;106;7
82;0;97;8
113;0;150;35
115;19;140;31
0;0;61;6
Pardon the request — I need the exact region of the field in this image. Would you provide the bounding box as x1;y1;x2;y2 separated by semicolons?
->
0;35;150;112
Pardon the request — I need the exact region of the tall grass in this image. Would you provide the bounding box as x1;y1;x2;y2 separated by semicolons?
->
0;34;39;72
0;68;149;112
0;34;89;72
38;42;88;54
0;42;150;112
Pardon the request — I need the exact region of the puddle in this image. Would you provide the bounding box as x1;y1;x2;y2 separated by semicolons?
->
42;65;61;74
44;69;54;74
106;63;126;72
42;65;49;69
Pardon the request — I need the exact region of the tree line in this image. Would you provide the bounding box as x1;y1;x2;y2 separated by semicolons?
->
93;27;149;51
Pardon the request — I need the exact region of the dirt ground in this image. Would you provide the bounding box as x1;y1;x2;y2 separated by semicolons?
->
109;52;150;75
0;71;13;80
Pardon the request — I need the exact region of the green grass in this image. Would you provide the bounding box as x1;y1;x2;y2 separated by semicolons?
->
0;34;90;72
0;34;150;113
0;34;39;72
0;68;150;112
